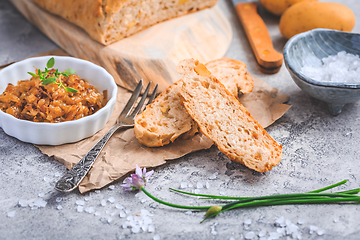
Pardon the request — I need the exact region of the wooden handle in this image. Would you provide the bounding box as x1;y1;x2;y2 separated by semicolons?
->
235;2;283;73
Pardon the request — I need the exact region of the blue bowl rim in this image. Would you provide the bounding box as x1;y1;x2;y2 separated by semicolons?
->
283;28;360;89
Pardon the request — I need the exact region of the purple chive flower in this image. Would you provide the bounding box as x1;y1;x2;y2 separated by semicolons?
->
121;165;154;191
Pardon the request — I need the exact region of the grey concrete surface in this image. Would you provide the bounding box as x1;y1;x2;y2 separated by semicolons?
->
1;0;360;239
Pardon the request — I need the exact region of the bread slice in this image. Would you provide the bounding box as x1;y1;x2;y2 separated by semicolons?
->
134;80;198;147
32;0;218;45
134;58;254;147
178;59;282;172
205;58;253;97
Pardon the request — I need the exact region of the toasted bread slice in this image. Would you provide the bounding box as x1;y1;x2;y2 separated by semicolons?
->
134;58;253;147
178;59;282;172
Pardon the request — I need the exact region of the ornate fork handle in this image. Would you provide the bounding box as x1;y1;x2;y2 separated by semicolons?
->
55;123;131;192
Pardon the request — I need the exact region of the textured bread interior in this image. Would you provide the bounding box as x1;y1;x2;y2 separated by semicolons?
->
32;0;218;45
205;58;254;97
178;59;282;172
134;80;198;147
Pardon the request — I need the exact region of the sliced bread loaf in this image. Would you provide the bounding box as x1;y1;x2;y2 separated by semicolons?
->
178;58;282;172
134;58;253;147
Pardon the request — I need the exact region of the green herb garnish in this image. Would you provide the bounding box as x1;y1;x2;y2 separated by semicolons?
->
27;57;78;92
122;166;360;223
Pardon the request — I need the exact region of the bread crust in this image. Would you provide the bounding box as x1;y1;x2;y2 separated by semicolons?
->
178;59;282;172
32;0;218;45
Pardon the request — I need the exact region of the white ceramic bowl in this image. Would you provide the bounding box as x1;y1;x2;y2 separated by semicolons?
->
0;56;117;145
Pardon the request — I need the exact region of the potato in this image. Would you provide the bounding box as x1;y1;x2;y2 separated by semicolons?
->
279;2;355;39
259;0;317;16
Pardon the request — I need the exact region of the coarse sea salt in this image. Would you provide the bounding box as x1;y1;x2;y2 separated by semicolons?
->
7;210;16;218
180;182;187;189
301;51;360;84
18;199;28;207
85;207;94;214
76;200;85;206
244;231;255;239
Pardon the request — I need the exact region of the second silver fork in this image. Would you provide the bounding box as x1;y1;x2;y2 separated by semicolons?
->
55;80;158;192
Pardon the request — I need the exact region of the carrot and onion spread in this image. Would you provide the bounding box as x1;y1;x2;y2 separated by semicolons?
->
0;69;107;123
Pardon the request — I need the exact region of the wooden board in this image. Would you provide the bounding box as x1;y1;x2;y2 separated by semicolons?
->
10;0;232;92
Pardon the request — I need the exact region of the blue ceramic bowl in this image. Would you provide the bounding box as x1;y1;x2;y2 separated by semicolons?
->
283;28;360;115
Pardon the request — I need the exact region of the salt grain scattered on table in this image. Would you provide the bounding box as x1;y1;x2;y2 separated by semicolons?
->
7;210;16;218
244;231;255;239
108;197;115;203
85;207;94;214
317;228;326;236
34;198;47;208
76;200;85;206
301;51;360;83
208;172;218;180
100;200;107;206
258;229;267;237
116;204;124;209
244;219;252;225
180;182;187;189
18;199;28;207
77;206;84;213
119;211;126;218
309;225;319;234
196;182;203;189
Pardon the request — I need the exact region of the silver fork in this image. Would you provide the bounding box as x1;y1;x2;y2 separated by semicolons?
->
55;80;158;192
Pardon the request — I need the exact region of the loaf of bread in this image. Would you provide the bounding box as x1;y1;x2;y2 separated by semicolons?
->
134;58;253;147
32;0;218;45
178;59;282;172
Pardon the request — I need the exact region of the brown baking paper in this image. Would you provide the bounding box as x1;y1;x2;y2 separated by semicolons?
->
9;49;290;193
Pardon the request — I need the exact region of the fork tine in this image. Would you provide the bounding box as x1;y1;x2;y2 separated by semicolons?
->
130;81;152;118
120;80;143;117
147;84;158;106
